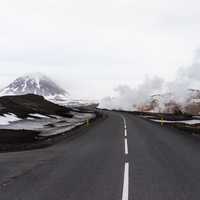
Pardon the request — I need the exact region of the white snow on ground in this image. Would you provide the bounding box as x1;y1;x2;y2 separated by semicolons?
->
141;115;155;118
193;116;200;119
39;122;84;137
40;113;95;137
0;119;49;130
151;119;200;125
46;94;98;108
70;112;94;119
29;114;50;118
27;117;35;120
0;114;21;125
49;115;62;119
0;112;96;137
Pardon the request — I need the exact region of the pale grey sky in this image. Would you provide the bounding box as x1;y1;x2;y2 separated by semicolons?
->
0;0;200;99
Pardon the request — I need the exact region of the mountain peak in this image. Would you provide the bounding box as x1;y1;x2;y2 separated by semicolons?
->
0;73;69;99
23;72;47;80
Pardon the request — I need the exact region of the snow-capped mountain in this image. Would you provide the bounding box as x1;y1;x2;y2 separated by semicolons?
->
0;73;69;101
0;73;98;108
137;89;200;115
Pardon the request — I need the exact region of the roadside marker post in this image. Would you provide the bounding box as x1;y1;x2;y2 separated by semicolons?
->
161;117;164;126
86;119;90;127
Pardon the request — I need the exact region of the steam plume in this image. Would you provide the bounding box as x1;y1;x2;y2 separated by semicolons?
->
99;49;200;113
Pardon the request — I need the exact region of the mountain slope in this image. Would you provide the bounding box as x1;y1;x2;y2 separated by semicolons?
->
0;73;69;98
0;73;98;108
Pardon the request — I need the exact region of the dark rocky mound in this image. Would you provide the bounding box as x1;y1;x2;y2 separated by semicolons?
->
0;94;73;118
0;129;39;144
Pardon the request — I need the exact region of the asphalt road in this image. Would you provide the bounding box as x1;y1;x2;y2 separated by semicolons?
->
0;111;200;200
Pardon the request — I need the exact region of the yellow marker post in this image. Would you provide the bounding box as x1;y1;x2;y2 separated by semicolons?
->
86;119;90;127
161;117;164;126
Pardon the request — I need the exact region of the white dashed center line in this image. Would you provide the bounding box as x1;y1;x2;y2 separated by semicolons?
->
121;115;129;200
122;162;129;200
124;128;127;137
125;138;128;155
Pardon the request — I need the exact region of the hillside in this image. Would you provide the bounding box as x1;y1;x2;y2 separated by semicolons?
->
0;94;72;119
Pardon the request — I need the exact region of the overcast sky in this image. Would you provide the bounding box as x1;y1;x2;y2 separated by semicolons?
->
0;0;200;99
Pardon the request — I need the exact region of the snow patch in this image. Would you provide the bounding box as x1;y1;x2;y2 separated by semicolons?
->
151;119;200;125
22;79;27;92
0;112;96;137
193;116;200;119
0;114;21;125
29;114;50;118
39;123;84;137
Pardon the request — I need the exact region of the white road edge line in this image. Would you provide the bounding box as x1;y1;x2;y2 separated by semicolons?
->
125;138;128;155
122;162;129;200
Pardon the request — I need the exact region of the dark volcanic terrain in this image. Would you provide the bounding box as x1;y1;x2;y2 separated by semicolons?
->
0;94;97;152
0;94;72;118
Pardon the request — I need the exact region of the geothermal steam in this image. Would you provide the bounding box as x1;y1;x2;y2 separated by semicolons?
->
99;76;163;111
99;50;200;111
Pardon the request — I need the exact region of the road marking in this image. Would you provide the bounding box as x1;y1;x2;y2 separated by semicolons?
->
124;128;127;137
125;138;128;155
121;115;130;200
122;162;129;200
124;120;127;129
121;115;127;130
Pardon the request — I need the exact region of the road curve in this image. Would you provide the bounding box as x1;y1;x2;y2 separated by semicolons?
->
0;111;200;200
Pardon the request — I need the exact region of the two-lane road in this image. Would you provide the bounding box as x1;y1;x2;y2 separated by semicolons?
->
1;111;200;200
